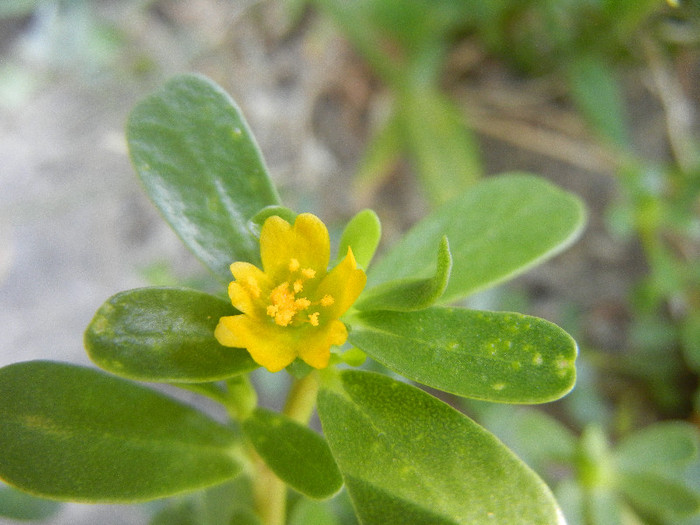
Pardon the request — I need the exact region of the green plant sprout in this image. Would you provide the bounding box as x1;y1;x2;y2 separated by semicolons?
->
0;74;587;525
473;404;700;525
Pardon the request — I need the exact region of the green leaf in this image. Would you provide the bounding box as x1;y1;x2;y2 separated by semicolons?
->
399;87;482;205
85;287;257;383
0;484;61;521
566;54;630;148
353;112;402;200
336;209;382;270
149;478;260;525
150;501;200;525
318;370;565;525
615;422;699;475
248;206;297;238
288;498;340;525
477;406;577;476
356;236;451;311
0;0;39;18
619;473;700;517
368;174;586;303
0;361;242;502
242;408;342;499
127;74;280;280
348;307;577;402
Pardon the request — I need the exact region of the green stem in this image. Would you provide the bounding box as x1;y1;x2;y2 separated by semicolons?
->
283;371;320;424
253;372;320;525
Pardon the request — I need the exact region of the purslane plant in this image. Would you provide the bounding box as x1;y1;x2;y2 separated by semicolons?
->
0;74;586;525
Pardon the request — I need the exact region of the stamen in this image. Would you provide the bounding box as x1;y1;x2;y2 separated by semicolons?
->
302;268;316;279
308;312;320;326
275;310;294;327
295;298;311;310
289;258;300;272
321;294;334;307
268;283;297;326
266;281;314;327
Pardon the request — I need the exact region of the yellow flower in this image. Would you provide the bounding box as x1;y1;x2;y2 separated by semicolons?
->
215;213;367;372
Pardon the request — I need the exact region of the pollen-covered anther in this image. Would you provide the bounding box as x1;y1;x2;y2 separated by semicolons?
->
320;294;334;307
302;268;316;279
294;297;311;310
308;312;320;326
289;258;300;272
293;279;304;293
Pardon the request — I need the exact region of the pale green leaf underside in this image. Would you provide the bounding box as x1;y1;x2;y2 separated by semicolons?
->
348;307;577;403
0;361;241;502
318;370;564;525
368;173;586;303
127;74;280;280
85;287;257;383
356;235;451;311
242;408;342;500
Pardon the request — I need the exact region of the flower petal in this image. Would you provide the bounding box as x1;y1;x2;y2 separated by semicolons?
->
317;247;367;318
228;262;268;315
293;213;330;272
260;216;294;277
214;314;247;348
260;214;330;280
216;315;298;373
298;320;348;369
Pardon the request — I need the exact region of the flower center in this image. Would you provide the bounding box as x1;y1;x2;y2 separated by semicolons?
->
265;258;334;327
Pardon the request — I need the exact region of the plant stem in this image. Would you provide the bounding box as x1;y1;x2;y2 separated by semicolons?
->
283;371;320;424
253;371;320;525
253;451;287;525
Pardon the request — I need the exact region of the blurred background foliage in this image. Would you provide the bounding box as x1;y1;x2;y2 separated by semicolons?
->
1;0;699;524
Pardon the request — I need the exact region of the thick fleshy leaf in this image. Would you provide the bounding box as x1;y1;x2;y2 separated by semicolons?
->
127;74;280;280
348;307;577;402
356;236;451;311
85;287;257;383
242;408;342;499
336;209;381;269
0;361;242;502
0;484;61;521
318;370;565;525
368;174;586;302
